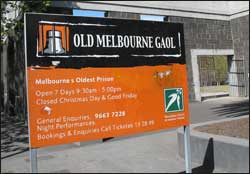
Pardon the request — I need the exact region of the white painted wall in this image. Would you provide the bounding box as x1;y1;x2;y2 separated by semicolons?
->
92;1;230;14
52;1;249;20
228;1;249;19
228;1;249;14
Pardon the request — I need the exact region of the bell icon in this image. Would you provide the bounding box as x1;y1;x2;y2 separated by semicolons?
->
43;30;65;54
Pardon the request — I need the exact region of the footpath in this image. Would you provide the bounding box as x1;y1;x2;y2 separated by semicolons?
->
2;129;224;173
2;97;248;173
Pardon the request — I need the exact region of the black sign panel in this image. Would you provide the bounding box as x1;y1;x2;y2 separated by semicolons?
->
26;13;185;68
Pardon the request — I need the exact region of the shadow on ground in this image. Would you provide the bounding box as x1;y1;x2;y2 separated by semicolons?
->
1;115;29;159
178;138;214;173
211;99;249;118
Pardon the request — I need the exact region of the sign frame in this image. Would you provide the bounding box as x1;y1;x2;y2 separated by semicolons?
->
24;12;192;173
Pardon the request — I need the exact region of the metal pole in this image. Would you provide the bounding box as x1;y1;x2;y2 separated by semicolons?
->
30;148;38;173
41;24;44;54
53;25;55;55
184;126;192;173
24;13;38;173
64;25;67;53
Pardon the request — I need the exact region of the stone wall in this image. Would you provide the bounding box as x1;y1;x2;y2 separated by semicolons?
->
230;15;249;96
105;11;140;20
168;16;233;100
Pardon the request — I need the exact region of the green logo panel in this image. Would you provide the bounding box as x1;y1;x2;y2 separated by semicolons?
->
164;88;184;113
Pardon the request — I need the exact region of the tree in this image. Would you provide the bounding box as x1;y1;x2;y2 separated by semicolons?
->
1;1;51;121
214;56;228;85
1;1;51;45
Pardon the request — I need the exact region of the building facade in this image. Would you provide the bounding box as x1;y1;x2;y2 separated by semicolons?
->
51;1;249;101
1;1;249;118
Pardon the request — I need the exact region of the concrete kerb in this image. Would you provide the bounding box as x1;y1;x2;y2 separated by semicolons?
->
201;92;230;101
178;115;249;173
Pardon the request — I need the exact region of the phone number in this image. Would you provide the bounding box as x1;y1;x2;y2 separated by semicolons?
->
95;111;126;119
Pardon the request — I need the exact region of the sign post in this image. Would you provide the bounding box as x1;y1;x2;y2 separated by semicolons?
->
30;148;38;173
184;126;192;173
24;13;191;173
24;14;38;173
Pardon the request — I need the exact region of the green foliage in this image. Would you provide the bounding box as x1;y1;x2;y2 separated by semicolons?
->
1;1;51;45
214;56;228;84
198;56;228;86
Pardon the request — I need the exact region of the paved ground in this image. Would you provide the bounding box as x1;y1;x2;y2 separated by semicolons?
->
0;130;189;173
189;97;249;124
1;97;249;173
2;129;226;173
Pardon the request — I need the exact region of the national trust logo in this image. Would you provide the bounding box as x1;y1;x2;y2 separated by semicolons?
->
164;88;184;113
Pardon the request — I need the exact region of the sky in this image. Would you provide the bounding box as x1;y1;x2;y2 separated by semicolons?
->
73;9;105;17
140;15;164;21
73;9;164;21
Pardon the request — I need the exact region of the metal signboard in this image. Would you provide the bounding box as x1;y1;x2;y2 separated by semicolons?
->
25;13;190;149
